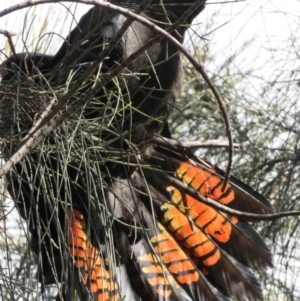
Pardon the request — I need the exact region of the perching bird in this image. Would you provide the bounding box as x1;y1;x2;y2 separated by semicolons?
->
1;1;274;300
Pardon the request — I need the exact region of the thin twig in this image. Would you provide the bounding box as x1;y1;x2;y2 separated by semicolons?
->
149;135;240;149
162;172;300;221
0;29;17;57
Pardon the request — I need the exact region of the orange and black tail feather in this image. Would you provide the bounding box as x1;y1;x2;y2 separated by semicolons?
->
127;202;231;301
165;185;273;270
146;144;274;215
129;143;274;300
68;209;121;301
133;172;266;300
108;177;231;300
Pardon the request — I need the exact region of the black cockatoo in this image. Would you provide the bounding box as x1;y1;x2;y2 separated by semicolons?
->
1;1;274;300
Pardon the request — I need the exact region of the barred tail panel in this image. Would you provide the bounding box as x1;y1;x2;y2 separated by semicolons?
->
132;203;230;301
68;209;121;301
